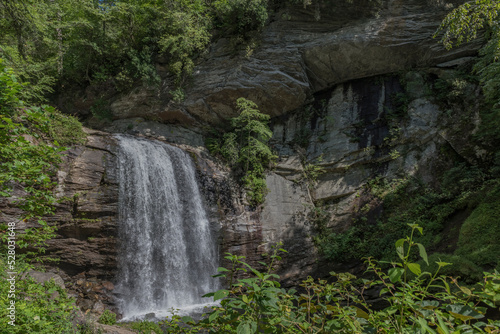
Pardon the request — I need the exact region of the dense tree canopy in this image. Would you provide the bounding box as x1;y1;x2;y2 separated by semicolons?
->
0;0;383;104
0;0;280;102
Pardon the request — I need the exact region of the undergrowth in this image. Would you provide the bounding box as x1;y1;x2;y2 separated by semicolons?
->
161;227;500;333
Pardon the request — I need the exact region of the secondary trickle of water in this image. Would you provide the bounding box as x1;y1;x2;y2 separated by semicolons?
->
115;135;218;320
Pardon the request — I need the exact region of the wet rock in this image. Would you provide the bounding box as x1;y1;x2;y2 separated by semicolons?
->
102;281;115;291
78;299;94;311
99;324;137;334
93;301;106;314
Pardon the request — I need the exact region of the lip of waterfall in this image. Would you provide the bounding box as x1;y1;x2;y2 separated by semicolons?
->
115;134;219;321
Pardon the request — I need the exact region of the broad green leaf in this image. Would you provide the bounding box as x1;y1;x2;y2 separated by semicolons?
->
417;317;438;334
388;267;404;283
213;289;229;301
408;262;422;276
212;274;226;278
435;313;450;334
355;307;369;319
417;300;439;309
417;243;429;265
209;310;220;323
237;322;252;334
217;267;230;272
395;238;405;260
437;261;452;267
181;316;194;323
459;286;472;295
446;304;484;321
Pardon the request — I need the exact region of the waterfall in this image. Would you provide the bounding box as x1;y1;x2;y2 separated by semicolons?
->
115;135;219;320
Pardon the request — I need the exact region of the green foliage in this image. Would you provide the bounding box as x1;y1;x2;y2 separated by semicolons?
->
435;0;500;50
0;0;394;104
158;2;212;85
423;253;484;284
456;188;500;272
0;259;77;333
98;309;117;326
0;61;23;113
213;0;268;36
0;59;86;332
170;87;186;103
0;60;85;261
163;227;500;333
318;226;363;261
46;107;86;146
209;98;276;206
390;91;410;116
0;0;59;102
0;0;269;100
436;0;500;143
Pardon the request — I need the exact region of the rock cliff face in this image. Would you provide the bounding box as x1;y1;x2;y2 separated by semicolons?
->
11;0;486;316
103;0;481;127
49;130;118;277
46;129;119;312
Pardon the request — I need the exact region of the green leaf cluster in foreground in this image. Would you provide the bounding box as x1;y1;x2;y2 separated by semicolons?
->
161;225;500;333
0;260;77;333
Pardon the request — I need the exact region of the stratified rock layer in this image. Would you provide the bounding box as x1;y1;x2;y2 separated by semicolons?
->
106;0;481;126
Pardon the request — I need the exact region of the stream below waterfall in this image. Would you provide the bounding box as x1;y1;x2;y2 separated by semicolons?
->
115;135;219;321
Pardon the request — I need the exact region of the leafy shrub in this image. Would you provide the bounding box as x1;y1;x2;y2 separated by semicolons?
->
213;0;268;36
0;60;22;115
128;47;161;87
129;320;163;334
0;260;77;333
0;62;71;259
318;160;500;285
318;226;364;261
46;108;86;146
159;4;212;85
456;190;500;271
98;309;117;326
163;225;500;333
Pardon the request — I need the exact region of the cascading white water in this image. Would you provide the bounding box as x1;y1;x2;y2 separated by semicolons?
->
115;134;219;320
